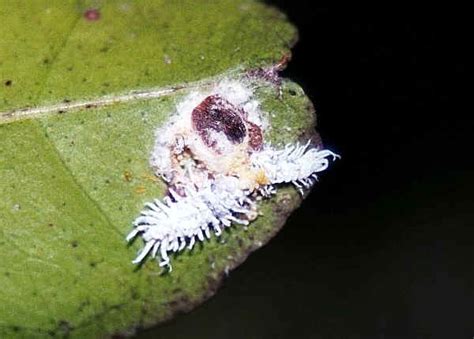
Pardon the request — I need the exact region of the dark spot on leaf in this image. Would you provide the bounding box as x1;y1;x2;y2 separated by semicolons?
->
57;320;73;335
4;271;10;277
130;289;140;300
105;179;110;184
71;240;79;248
78;300;90;312
123;171;133;182
67;66;73;71
4;80;12;86
99;46;109;53
42;58;49;65
288;89;297;96
106;112;112;118
48;223;54;227
63;98;71;103
12;326;20;332
84;8;100;21
89;261;97;268
58;110;66;114
102;82;110;87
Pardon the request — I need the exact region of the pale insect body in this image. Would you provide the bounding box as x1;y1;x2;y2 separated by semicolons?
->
127;176;255;270
251;141;341;194
127;77;339;269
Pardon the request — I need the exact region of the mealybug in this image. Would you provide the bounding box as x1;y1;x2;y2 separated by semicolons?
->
127;77;339;270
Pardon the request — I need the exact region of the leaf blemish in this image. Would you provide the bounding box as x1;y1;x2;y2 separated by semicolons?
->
83;9;100;21
123;171;133;182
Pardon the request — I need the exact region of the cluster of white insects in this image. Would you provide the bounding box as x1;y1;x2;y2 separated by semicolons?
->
126;76;339;270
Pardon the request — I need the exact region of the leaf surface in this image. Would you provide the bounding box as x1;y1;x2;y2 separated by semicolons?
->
0;1;314;337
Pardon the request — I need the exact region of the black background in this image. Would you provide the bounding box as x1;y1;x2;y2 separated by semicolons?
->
139;5;471;339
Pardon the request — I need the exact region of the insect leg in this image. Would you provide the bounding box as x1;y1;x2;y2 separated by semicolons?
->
132;240;155;264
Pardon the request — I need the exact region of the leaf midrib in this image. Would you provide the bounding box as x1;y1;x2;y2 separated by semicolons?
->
0;80;214;124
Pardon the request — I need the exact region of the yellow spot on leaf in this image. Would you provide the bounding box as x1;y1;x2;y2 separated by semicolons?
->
141;173;160;183
123;170;133;182
135;186;146;194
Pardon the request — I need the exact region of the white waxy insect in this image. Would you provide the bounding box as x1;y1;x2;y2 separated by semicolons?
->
127;78;339;270
127;176;255;270
251;141;341;195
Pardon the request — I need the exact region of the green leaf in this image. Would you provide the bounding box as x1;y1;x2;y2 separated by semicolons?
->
0;1;315;337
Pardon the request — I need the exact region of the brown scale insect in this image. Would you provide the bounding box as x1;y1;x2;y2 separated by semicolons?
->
246;121;263;151
191;94;263;152
247;54;290;89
